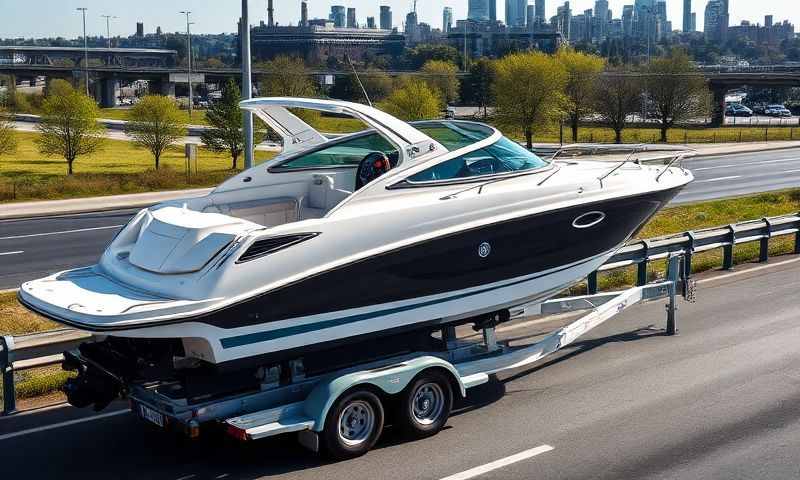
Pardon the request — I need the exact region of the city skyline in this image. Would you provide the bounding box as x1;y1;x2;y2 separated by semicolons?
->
1;0;798;38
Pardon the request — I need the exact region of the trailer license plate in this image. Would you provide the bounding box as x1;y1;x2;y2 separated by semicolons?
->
139;404;164;427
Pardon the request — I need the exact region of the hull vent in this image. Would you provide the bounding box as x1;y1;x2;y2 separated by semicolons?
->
237;233;319;263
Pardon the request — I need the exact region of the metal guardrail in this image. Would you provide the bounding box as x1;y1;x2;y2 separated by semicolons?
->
1;212;799;415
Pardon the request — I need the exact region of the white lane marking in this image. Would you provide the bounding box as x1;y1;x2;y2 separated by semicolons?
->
783;169;800;174
0;225;123;241
0;251;23;256
694;175;741;184
0;409;128;441
439;445;555;480
697;257;800;285
693;157;800;171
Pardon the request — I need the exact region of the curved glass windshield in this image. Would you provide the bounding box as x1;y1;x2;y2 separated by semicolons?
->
413;121;494;151
406;137;548;183
272;133;397;170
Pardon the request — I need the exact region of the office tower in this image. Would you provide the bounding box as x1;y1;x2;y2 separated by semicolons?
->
330;6;346;28
594;0;608;37
490;0;497;22
367;16;376;29
443;7;453;32
535;0;546;23
765;15;774;27
506;0;528;27
136;22;144;37
527;4;536;29
380;6;392;30
555;1;571;39
704;0;724;42
347;8;357;28
300;1;308;27
683;0;692;32
622;5;634;37
468;0;491;21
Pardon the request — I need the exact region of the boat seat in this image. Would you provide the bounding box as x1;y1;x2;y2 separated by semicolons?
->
302;174;350;219
208;197;299;227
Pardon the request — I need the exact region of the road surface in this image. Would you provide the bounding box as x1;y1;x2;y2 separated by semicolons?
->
1;147;799;290
2;256;800;479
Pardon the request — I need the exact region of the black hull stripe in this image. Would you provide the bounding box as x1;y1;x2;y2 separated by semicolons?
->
219;252;605;349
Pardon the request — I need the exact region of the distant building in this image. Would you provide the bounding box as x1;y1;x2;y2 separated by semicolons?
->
300;1;309;27
347;8;357;28
527;5;536;30
682;0;691;32
367;17;376;29
704;0;727;42
330;6;346;28
594;0;609;38
380;6;392;30
553;1;572;40
267;0;275;27
251;24;405;64
406;11;419;45
490;0;497;22
535;0;546;24
468;0;491;22
728;18;794;46
765;15;774;28
443;7;453;33
136;22;144;37
505;0;527;28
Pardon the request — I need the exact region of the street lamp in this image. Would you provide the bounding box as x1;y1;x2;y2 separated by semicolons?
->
101;15;118;49
179;11;194;119
241;0;254;169
76;7;89;96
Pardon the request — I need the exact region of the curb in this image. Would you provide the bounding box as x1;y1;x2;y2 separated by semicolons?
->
689;144;800;159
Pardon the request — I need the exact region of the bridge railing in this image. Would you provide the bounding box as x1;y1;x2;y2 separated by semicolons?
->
1;212;800;414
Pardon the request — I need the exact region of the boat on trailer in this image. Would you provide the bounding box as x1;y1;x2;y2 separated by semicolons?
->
18;97;693;418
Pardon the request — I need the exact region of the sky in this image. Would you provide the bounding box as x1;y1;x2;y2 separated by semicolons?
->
0;0;798;39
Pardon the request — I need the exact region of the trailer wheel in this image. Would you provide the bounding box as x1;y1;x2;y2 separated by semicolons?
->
397;370;453;439
322;389;384;460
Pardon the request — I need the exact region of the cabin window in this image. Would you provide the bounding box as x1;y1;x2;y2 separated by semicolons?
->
405;137;548;183
272;133;397;170
413;121;494;151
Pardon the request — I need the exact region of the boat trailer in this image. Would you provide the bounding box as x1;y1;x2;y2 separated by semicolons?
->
126;254;695;459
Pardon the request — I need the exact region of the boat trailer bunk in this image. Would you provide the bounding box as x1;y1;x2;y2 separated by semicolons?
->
125;254;696;459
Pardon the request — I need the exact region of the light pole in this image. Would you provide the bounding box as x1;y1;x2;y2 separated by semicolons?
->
241;0;254;169
180;11;194;119
101;15;118;48
77;7;89;96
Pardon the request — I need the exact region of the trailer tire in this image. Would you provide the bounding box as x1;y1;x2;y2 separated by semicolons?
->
397;370;453;439
322;388;384;460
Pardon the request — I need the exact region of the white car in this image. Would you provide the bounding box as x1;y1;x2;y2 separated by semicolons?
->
765;105;792;117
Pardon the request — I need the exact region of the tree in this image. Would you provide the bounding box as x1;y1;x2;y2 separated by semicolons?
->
0;108;17;156
35;85;104;175
405;44;461;69
644;48;708;142
201;79;247;170
259;55;317;97
378;78;442;121
493;51;567;149
124;95;186;170
557;48;605;142
421;60;460;106
594;72;642;144
46;79;76;98
463;58;495;119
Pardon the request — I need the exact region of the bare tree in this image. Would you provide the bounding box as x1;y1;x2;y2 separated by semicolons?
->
645;49;708;142
125;95;186;169
595;72;642;144
35;85;104;175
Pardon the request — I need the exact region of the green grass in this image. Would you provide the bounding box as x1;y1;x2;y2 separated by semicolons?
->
0;132;276;202
98;107;208;126
0;291;57;335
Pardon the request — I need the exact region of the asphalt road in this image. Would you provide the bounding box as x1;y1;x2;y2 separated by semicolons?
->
2;256;800;479
1;147;799;290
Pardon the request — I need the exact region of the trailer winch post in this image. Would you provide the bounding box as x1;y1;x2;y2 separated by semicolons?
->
1;335;16;415
665;255;681;336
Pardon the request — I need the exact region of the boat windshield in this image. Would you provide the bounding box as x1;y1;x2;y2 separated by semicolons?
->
406;137;549;183
413;121;494;151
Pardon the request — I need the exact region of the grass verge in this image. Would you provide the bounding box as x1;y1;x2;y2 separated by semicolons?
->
0;132;275;202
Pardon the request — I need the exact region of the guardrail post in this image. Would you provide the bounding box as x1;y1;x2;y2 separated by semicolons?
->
759;218;772;263
795;214;800;254
1;336;16;416
665;255;679;336
587;271;598;295
636;240;649;286
722;225;736;270
684;231;697;277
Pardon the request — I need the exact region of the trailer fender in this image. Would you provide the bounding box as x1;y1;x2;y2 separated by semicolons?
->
303;355;465;431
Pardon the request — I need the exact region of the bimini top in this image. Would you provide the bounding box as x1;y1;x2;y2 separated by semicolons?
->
240;97;442;162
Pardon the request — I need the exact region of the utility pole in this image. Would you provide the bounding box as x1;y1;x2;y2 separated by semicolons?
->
77;7;89;96
101;15;118;49
180;11;194;119
241;0;254;169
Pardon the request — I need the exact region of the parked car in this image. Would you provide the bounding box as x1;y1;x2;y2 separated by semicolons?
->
764;104;792;117
725;104;753;117
751;104;767;115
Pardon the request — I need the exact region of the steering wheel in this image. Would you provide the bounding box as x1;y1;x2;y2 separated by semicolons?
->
355;152;391;190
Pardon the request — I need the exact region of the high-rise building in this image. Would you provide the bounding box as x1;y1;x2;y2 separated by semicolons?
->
691;12;697;32
622;5;634;37
367;16;376;29
380;6;392;30
594;0;609;38
136;22;144;37
300;1;309;27
765;15;774;27
443;7;453;33
347;8;357;28
682;0;692;32
468;0;491;22
330;6;346;28
527;4;536;29
267;0;274;27
704;0;725;42
535;0;546;24
506;0;528;27
555;1;572;39
490;0;497;22
406;11;419;43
